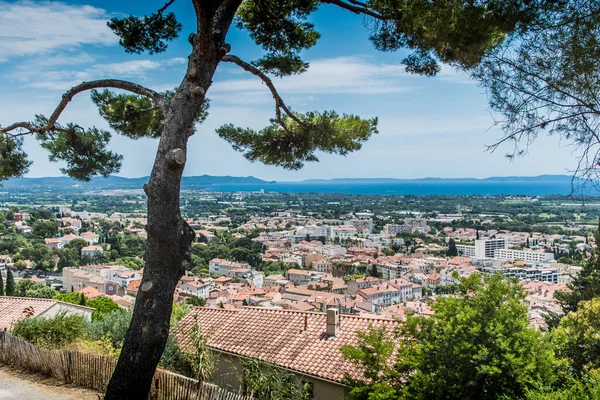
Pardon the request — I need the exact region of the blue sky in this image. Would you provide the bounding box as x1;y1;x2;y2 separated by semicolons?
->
0;0;577;181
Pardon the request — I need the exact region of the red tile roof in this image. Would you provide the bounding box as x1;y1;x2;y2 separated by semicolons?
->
176;307;398;383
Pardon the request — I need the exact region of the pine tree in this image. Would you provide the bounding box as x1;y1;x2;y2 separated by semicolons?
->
447;239;458;257
0;268;4;296
79;293;87;306
5;268;15;296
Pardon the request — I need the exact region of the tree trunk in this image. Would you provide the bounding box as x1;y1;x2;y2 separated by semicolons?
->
104;3;239;397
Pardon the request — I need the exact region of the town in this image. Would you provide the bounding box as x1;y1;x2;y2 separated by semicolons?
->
1;191;591;330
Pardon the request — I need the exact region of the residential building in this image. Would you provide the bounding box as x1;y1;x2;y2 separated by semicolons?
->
81;245;103;258
474;238;509;258
285;269;325;286
493;249;554;263
176;307;400;400
456;244;476;257
0;297;93;331
209;259;251;275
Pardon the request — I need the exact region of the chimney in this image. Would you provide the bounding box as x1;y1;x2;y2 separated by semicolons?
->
326;308;340;337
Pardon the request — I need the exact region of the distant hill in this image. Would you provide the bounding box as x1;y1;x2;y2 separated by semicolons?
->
2;175;269;190
301;175;576;184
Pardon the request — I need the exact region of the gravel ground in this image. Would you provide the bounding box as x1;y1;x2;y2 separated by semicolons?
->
0;367;101;400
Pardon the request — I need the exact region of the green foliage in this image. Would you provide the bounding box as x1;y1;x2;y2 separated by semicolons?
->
0;135;31;182
235;0;320;76
91;89;164;139
217;111;378;170
170;302;192;327
367;0;538;75
160;335;196;377
447;238;458;257
108;11;182;55
53;292;87;305
163;315;216;381
86;296;123;321
86;308;133;348
184;296;206;307
524;373;600;400
12;312;86;348
551;298;600;375
343;274;559;399
31;220;59;238
553;220;600;320
90;89;209;140
33;115;122;181
241;357;314;400
5;268;15;296
15;279;56;299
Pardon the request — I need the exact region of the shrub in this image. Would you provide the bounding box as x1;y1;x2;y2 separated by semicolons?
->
86;296;122;321
12;312;86;348
86;307;133;348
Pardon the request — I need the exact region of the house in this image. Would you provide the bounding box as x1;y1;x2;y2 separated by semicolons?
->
179;278;212;299
176;307;399;400
208;259;251;276
347;276;383;295
0;297;93;331
80;232;99;245
427;273;441;289
81;245;103;258
44;238;62;250
285;269;325;286
79;286;104;299
127;279;142;296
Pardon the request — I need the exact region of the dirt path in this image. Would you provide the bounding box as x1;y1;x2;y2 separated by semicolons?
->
0;366;101;400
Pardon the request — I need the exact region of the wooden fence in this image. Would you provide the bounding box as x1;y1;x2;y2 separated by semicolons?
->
0;331;252;400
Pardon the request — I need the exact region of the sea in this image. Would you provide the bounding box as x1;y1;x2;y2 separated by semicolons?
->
204;180;589;196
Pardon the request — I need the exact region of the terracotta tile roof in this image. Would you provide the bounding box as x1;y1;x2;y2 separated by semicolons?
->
0;297;93;331
127;279;142;291
79;286;104;299
0;297;55;330
176;307;398;383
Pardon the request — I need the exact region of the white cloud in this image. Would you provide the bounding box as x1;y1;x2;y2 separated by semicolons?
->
12;59;178;91
0;1;117;61
42;52;96;66
212;57;419;98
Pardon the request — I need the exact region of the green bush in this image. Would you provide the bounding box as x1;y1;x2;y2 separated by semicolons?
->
86;308;133;348
160;335;194;377
86;296;122;321
12;312;86;348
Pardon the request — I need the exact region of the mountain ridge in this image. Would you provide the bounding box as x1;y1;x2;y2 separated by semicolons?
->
1;174;579;190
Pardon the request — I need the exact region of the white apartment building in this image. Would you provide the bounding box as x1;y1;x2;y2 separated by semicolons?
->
293;225;331;242
208;259;251;275
475;238;509;258
383;219;430;236
331;225;358;240
456;244;476;257
493;249;554;263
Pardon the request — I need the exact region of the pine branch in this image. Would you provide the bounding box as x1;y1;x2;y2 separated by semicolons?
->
222;54;305;130
1;80;166;136
321;0;385;20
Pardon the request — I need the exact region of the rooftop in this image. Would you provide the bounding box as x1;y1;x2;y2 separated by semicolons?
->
176;307;398;384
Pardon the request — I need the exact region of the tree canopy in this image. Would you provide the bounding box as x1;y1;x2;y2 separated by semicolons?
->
342;274;558;399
